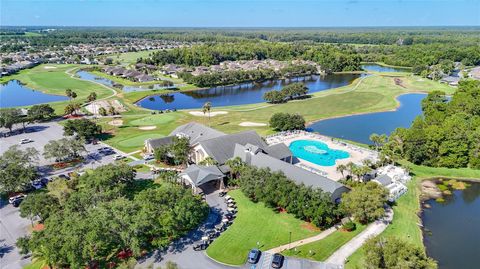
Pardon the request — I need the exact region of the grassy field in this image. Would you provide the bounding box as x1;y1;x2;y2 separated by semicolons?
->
206;190;320;266
98;73;454;153
345;163;480;269
282;223;366;262
0;64;114;113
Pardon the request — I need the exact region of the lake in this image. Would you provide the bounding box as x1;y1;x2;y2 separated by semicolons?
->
76;71;178;93
308;93;426;144
0;80;69;108
422;181;480;269
361;64;410;73
136;73;365;110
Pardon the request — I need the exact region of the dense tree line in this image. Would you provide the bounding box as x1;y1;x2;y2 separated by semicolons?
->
358;43;480;67
143;42;361;72
179;64;317;87
0;146;39;194
0;104;55;133
17;164;209;268
231;164;340;228
382;80;480;168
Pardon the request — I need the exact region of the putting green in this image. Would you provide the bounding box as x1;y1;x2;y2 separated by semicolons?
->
129;114;177;126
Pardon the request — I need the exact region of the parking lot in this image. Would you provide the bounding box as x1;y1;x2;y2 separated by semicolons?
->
0;200;32;269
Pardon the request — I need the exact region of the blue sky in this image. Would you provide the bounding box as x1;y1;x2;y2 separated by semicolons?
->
2;0;479;27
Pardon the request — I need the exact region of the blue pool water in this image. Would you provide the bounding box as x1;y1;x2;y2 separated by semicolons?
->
289;140;350;166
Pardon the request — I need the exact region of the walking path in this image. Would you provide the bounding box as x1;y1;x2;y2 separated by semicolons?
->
266;225;339;253
325;207;394;265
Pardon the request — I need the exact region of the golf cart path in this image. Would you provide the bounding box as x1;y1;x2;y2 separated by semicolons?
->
325;207;394;265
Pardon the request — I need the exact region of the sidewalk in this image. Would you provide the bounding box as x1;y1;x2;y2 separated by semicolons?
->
266;225;339;253
325;207;394;265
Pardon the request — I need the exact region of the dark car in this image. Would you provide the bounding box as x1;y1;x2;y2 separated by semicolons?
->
58;174;70;180
271;253;284;268
193;243;208;251
12;198;24;207
247;249;261;264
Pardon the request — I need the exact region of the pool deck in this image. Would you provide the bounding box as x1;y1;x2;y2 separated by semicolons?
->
266;132;378;181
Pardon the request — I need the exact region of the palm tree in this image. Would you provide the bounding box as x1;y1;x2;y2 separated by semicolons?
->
336;164;347;179
202;102;212;125
65;88;72;100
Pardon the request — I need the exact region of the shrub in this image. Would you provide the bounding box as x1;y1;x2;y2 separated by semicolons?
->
269;112;305;131
342;221;356;231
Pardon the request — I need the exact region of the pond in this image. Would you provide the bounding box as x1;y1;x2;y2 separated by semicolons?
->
361;64;411;73
136;73;365;110
422;181;480;269
0;80;69;108
308;93;426;144
76;71;177;93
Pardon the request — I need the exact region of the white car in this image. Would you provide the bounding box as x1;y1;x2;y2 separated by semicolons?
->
143;154;154;161
19;138;33;144
9;194;27;204
113;155;125;161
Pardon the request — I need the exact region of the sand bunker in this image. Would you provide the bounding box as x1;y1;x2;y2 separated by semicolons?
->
189;111;228;117
138;125;157;130
239;121;267;127
44;66;57;69
108;119;123;126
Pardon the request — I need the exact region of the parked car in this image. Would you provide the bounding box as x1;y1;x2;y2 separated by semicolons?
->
19;138;33;144
247;249;261;264
58;174;70;180
39;177;49;185
113;155;125;161
97;147;111;152
12;198;23;207
193;243;208;251
218;191;227;197
271;253;284;268
102;150;115;156
9;194;26;204
143;154;154;161
31;180;45;190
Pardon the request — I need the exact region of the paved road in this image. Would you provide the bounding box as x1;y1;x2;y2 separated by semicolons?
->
325;207;394;265
0;200;32;269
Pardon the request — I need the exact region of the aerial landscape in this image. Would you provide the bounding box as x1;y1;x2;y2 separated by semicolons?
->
1;1;479;269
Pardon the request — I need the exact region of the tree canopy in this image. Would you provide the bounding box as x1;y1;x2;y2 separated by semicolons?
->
269;113;306;131
383;80;480;168
0;145;39;194
18;164;208;268
63;118;102;140
340;181;388;224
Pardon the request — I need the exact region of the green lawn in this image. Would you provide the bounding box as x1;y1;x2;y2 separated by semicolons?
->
345;163;480;269
206;190;320;266
0;64;114;113
23;260;45;269
282;223;366;262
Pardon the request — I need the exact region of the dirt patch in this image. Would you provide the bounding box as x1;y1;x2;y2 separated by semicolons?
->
188;111;228;117
108;119;123;126
239;121;267;127
138;125;157;130
301;222;321;232
421;180;442;201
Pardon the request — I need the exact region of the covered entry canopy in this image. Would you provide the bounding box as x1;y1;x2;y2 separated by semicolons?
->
180;165;224;187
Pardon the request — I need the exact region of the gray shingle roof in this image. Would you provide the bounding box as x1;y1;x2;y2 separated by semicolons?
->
170;122;225;145
146;136;174;149
264;143;292;160
199;130;267;165
180;165;224;187
233;143;349;201
373;174;393;186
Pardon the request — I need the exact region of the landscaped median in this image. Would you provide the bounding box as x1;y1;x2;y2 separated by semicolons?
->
205;189;320;266
282;222;366;262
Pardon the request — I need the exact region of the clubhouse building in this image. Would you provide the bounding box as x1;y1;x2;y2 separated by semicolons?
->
145;122;349;202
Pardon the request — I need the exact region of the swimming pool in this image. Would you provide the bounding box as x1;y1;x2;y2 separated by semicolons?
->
289;140;350;166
